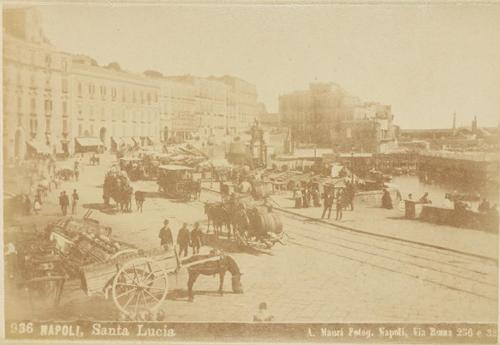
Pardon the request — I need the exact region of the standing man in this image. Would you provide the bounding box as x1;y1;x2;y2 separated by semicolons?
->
190;222;203;255
59;191;69;216
321;189;333;219
335;189;344;221
158;220;173;251
135;190;145;212
177;223;190;257
71;189;79;215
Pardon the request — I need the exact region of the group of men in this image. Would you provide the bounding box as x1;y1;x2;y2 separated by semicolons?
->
158;220;204;256
320;186;354;221
58;189;79;216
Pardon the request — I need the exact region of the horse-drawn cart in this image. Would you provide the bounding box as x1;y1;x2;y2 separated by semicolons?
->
47;216;238;317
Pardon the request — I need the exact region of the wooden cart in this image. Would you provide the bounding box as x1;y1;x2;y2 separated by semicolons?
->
80;248;220;317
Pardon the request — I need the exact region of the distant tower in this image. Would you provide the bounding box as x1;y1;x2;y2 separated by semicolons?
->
472;116;478;133
452;112;456;136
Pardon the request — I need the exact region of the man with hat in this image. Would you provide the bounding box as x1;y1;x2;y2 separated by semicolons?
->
158;220;173;251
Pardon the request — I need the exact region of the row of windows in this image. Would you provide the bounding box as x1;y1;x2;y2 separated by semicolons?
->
77;82;158;104
77;123;155;137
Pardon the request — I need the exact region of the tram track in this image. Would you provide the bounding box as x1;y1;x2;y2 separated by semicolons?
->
198;187;497;301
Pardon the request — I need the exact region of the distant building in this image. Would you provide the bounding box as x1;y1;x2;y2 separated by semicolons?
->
3;7;263;159
279;82;397;153
399;116;498;152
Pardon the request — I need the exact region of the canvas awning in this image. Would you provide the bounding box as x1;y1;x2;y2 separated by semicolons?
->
121;137;135;146
75;137;103;147
26;140;51;154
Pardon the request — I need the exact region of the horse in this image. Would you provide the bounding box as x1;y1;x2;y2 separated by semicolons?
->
187;254;243;302
204;202;232;238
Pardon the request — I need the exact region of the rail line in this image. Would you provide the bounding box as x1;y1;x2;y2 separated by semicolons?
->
201;186;497;264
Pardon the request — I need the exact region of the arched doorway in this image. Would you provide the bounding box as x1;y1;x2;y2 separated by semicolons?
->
100;127;107;145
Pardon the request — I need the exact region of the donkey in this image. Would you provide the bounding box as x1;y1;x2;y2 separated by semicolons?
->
187;254;243;302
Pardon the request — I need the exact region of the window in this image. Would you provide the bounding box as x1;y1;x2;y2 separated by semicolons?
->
89;105;94;120
30;116;38;134
17;97;22;111
62;79;68;93
89;83;97;98
78;82;82;97
62;59;68;72
90;124;94;136
62;101;68;117
141;91;144;104
111;87;117;101
17;113;23;126
78;123;82;136
44;99;52;114
30;98;36;113
133;90;137;103
121;88;126;102
147;92;151;105
45;54;51;68
100;85;107;99
101;107;105;121
45;118;51;133
77;104;83;119
63;119;68;133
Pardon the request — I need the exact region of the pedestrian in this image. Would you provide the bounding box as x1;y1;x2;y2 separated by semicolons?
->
135;190;145;213
294;188;303;208
253;302;274;322
33;196;41;214
74;167;80;182
382;189;393;209
190;222;203;255
321;190;333;219
71;189;79;215
59;191;69;216
302;187;309;208
346;182;355;211
158;220;173;251
312;186;321;207
478;198;490;213
177;223;190;257
335;189;344;221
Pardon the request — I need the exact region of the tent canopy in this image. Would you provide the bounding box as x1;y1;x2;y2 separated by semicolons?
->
75;137;103;147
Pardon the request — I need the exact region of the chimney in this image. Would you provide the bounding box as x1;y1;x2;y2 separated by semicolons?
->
452;112;456;136
472;116;477;133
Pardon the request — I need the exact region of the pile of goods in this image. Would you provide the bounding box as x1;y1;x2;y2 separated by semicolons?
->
47;217;135;277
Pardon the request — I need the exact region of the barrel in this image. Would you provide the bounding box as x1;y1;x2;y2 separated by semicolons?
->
255;212;283;235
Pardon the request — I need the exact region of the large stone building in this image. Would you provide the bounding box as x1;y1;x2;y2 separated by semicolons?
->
3;7;262;159
3;7;73;159
69;55;160;152
279;82;397;153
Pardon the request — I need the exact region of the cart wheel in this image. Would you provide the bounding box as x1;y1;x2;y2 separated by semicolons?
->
112;258;168;318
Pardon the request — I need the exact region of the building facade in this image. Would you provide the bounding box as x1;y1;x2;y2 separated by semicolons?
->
3;7;263;159
3;7;73;159
279;82;397;153
69;55;160;151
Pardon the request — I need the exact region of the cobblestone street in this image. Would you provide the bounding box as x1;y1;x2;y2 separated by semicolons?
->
4;155;498;323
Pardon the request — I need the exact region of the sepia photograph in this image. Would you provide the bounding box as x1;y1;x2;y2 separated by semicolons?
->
1;1;499;343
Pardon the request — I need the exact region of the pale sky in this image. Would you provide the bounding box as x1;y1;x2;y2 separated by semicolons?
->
34;3;500;129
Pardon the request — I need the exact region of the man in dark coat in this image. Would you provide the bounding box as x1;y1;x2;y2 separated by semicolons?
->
190;222;203;255
158;220;173;251
177;223;190;257
59;191;69;216
321;190;333;219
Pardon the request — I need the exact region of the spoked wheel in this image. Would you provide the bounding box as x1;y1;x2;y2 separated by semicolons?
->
112;258;168;318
